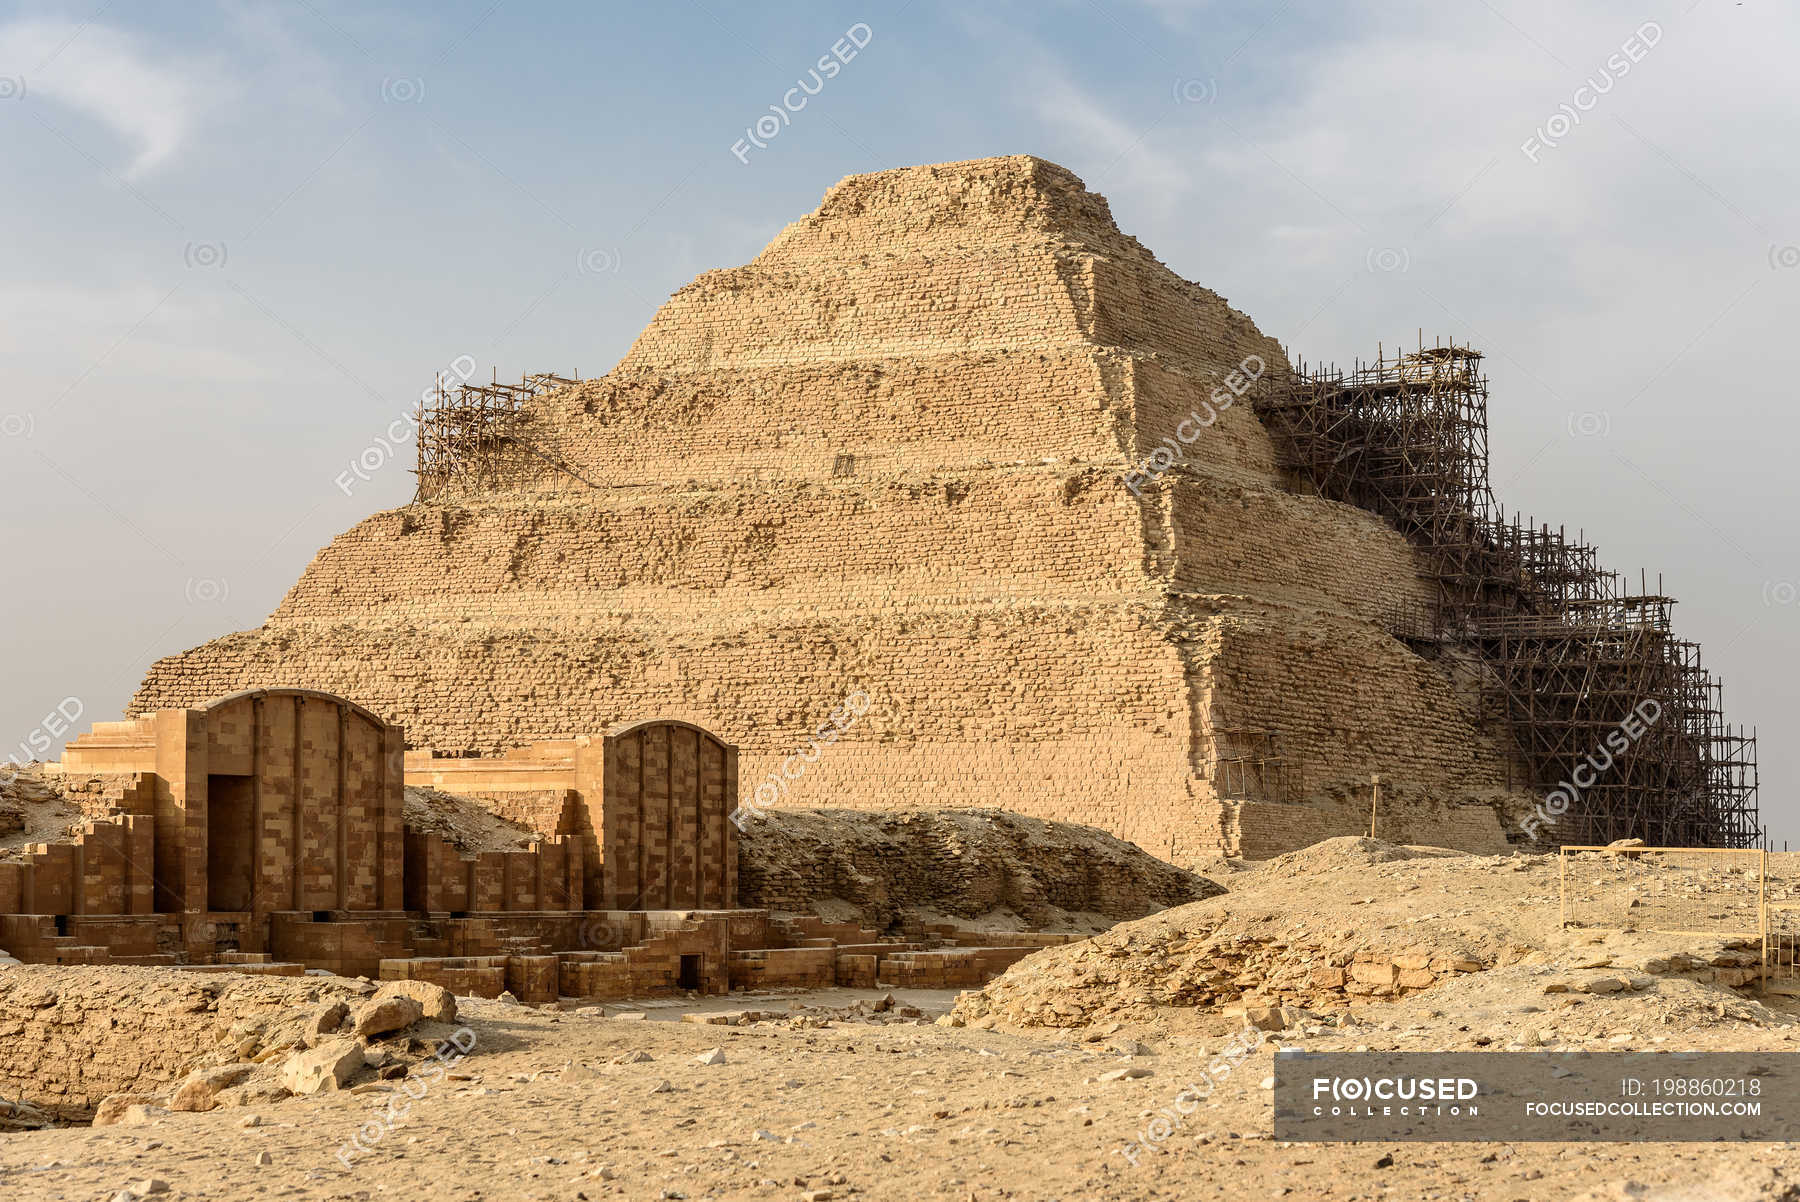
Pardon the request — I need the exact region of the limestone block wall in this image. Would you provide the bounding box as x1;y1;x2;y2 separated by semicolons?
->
0;812;156;917
1123;356;1286;483
259;471;1156;625
600;720;736;910
400;829;582;914
137;602;1190;754
1160;473;1432;623
619;248;1101;371
1184;605;1513;801
57;691;406;915
538;351;1126;487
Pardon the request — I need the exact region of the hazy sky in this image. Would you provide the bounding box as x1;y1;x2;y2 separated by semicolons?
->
2;1;1794;841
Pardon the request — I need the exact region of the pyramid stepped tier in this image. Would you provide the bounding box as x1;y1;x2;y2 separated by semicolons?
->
132;155;1520;863
526;351;1284;487
223;472;1425;624
615;158;1274;376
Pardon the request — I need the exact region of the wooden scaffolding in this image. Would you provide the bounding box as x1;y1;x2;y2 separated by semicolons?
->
414;370;588;501
1258;337;1760;848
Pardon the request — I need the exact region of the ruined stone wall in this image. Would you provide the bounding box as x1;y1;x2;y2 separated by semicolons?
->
1163;474;1432;622
736;806;1221;931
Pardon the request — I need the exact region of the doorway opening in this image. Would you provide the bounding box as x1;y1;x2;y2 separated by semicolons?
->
206;774;255;912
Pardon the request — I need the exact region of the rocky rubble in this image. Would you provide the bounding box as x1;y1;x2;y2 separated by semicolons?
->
738;806;1221;931
666;991;933;1031
0;966;466;1123
401;785;539;855
0;763;84;857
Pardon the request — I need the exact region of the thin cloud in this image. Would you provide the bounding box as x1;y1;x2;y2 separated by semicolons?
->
0;18;210;178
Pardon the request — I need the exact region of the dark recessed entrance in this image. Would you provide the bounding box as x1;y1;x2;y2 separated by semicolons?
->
206;774;255;912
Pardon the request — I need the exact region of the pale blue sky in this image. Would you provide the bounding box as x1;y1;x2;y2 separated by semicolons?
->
2;0;1795;840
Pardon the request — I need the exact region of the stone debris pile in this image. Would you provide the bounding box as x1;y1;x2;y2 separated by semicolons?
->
738;806;1221;930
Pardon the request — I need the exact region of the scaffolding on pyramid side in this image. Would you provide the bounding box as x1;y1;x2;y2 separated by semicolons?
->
414;370;589;501
1257;337;1760;849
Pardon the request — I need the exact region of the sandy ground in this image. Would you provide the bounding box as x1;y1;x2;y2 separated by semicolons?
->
5;841;1800;1200
2;985;1798;1202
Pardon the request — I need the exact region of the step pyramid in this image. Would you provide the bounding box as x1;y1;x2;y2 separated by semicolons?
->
132;155;1518;863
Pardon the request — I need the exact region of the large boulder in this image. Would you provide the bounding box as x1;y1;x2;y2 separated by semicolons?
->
372;980;457;1024
91;1093;154;1127
280;1038;364;1094
169;1064;254;1112
352;995;424;1038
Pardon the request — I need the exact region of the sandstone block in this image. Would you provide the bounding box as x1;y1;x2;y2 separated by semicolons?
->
169;1065;253;1113
1244;1005;1287;1032
281;1038;364;1094
373;980;457;1024
92;1093;153;1127
352;995;423;1038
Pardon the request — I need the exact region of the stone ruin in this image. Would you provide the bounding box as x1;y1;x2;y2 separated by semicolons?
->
1;689;1065;996
100;153;1753;866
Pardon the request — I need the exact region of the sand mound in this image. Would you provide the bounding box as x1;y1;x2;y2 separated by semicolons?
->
738;807;1219;933
952;839;1776;1028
